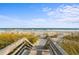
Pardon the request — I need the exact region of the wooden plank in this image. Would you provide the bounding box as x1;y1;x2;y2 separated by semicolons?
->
11;43;25;55
29;50;37;55
45;37;68;55
53;42;68;55
0;39;25;55
0;38;33;55
42;49;50;55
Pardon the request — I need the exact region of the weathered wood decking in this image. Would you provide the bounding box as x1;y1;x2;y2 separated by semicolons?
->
0;35;68;55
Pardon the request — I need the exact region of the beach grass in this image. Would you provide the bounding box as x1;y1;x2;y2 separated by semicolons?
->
0;32;39;49
59;32;79;55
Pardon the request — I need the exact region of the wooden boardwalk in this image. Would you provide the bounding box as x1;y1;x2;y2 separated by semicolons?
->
22;39;50;55
0;35;68;55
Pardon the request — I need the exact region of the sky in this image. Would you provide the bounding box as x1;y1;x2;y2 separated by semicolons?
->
0;3;79;28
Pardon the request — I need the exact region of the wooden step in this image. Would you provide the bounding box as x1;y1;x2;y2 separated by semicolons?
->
29;50;37;55
29;49;50;55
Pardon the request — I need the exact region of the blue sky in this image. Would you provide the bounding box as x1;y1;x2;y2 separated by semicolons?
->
0;3;79;28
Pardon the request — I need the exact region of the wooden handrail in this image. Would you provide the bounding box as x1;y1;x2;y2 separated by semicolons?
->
45;37;68;55
0;38;33;55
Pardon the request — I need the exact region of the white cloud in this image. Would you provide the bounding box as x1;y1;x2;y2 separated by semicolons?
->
42;4;79;23
31;18;46;22
42;7;52;12
0;15;51;28
1;4;79;28
0;15;65;28
57;18;79;23
0;15;29;28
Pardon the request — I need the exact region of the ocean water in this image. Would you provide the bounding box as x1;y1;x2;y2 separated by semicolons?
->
0;28;79;32
0;28;79;30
